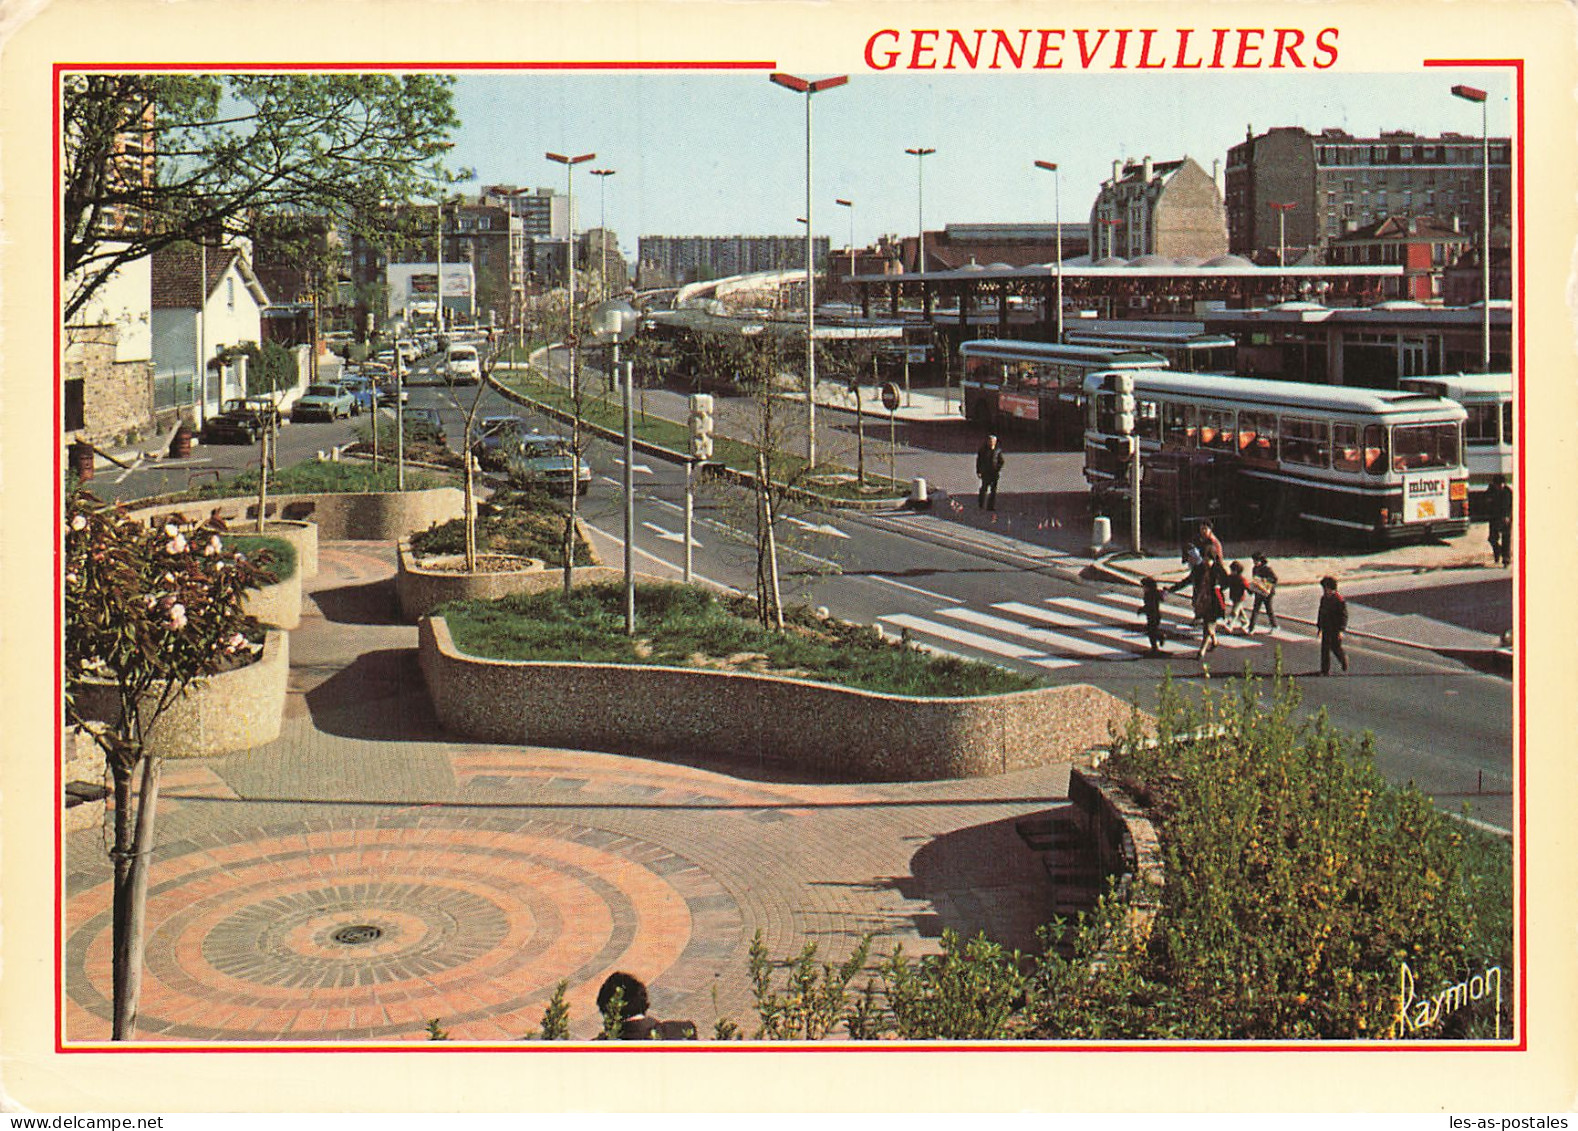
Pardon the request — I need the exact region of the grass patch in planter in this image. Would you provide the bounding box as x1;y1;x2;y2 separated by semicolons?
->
168;460;452;502
411;487;592;568
438;581;1040;698
227;534;297;584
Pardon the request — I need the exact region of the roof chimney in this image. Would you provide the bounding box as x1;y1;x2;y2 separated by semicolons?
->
1212;159;1221;187
1112;159;1122;184
1142;155;1153;182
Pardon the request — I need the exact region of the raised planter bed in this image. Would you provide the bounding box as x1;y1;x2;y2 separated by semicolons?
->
419;615;1133;782
70;629;289;760
127;487;465;544
243;568;302;629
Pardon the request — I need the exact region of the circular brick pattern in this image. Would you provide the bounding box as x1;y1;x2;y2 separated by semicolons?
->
64;813;739;1042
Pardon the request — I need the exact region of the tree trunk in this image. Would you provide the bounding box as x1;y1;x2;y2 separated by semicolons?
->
111;750;162;1040
256;425;270;534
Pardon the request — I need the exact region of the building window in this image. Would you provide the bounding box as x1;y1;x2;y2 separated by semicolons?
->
226;278;235;310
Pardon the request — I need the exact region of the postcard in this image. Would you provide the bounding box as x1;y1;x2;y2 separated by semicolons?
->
3;0;1576;1115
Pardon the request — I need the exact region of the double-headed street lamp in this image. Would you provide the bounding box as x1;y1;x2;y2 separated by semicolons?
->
1452;82;1493;371
1033;160;1064;342
590;167;616;301
771;71;848;469
835;198;855;281
546;150;595;389
906;146;935;273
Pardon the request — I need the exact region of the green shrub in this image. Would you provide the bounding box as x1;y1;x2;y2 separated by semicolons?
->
410;489;592;567
165;460;451;502
227;534;297;583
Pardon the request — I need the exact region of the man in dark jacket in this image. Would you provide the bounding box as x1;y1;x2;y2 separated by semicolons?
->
1316;575;1349;675
1485;475;1513;567
596;972;697;1040
976;434;1004;511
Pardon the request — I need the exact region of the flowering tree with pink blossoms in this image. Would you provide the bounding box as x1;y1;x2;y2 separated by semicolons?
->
63;490;274;1040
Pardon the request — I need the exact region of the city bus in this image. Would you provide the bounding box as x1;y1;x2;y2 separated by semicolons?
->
1398;373;1514;498
1082;370;1471;545
1063;321;1237;373
959;339;1167;448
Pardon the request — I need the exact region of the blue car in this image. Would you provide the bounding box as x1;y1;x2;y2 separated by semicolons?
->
336;375;377;416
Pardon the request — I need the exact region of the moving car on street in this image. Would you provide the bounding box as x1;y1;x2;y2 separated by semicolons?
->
470;414;530;469
442;344;481;385
402;406;447;446
292;383;356;422
505;433;592;496
336;375;377;416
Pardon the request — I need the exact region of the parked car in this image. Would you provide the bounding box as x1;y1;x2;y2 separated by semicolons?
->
376;382;410;406
396;339;419;365
292;383;356;422
505;433;592;495
202;397;280;444
471;414;530;469
336;375;377;416
403;406;448;446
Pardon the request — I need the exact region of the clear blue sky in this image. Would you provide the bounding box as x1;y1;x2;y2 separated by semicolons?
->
447;69;1512;252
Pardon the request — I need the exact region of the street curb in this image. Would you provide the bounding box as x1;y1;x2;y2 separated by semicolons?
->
1083;554;1513;674
484;370;911;513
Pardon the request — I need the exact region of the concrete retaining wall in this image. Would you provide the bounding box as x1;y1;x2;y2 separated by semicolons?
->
394;518;612;621
71;629;289;760
128;486;465;543
420;616;1132;782
243;569;301;629
1067;767;1166;941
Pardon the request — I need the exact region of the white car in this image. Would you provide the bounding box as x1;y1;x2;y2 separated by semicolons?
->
396;339;419;365
443;344;481;385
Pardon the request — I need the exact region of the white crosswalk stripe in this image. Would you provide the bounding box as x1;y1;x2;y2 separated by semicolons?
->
938;607;1126;658
878;614;1080;671
1048;596;1258;649
874;586;1305;672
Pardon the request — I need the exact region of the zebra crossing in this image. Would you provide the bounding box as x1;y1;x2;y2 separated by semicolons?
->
878;588;1306;672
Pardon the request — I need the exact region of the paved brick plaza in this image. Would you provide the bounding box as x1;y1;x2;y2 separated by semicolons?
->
63;542;1072;1042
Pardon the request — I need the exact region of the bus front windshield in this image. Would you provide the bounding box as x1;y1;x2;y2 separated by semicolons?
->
1391;423;1461;472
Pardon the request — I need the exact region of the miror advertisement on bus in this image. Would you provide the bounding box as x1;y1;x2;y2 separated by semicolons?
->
1404;473;1452;523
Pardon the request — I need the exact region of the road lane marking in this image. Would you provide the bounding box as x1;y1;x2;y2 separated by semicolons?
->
641;521;698;547
1049;596;1257;649
870;576;958;603
991;601;1151;649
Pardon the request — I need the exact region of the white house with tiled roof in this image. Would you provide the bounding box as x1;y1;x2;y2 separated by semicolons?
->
151;243;271;423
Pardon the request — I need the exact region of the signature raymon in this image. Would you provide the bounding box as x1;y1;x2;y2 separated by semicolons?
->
1391;961;1506;1039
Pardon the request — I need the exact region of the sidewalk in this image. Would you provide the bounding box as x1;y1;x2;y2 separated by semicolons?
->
62;538;1077;1043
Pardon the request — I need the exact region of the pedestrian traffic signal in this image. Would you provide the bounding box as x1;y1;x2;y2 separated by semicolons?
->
688;393;714;461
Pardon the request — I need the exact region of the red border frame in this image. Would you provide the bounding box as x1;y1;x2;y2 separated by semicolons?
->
54;57;1528;1056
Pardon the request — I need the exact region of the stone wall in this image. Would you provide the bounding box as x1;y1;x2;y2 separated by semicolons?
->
1067;766;1166;942
420;616;1134;782
71;629;289;760
66;324;155;445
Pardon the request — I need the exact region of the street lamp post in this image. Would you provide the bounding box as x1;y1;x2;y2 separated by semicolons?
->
1270;201;1297;269
771;72;848;470
590;168;616;302
1034;160;1064;342
1452;83;1492;371
546;151;596;391
906;147;935;274
835;198;855;281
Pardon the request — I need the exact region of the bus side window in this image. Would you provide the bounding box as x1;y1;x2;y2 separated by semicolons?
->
1502;401;1513;445
1364;424;1388;475
1162;402;1193;447
1136;399;1161;441
1332;422;1361;472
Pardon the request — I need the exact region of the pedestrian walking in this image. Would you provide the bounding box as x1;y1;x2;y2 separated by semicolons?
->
976;434;1005;511
1141;575;1166;654
1193;552;1227;674
1248;550;1279;632
1168;543;1206;636
1316;575;1349;675
1485;475;1513;567
1223;560;1252;634
1196;520;1224;567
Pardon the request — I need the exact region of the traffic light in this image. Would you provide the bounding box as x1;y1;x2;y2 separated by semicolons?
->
1112;372;1136;436
688;393;714;461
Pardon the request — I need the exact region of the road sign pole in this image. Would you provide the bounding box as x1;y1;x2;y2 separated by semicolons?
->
1130;436;1143;554
684;460;694;585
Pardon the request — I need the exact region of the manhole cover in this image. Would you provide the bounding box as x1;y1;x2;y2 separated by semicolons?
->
330;924;384;946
